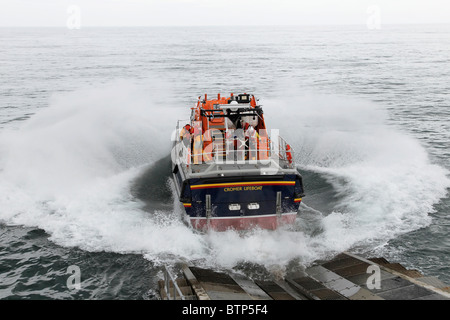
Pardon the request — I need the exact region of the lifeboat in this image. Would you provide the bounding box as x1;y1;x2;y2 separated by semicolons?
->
171;93;304;231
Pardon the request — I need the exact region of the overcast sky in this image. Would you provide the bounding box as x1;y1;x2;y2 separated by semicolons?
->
1;0;449;27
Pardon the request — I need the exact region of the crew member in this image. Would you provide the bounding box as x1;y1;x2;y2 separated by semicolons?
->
179;124;192;147
244;122;259;161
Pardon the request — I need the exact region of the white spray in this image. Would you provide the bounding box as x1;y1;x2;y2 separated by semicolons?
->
0;84;449;273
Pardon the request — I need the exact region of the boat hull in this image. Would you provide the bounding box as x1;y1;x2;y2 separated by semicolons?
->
175;173;304;231
188;212;297;231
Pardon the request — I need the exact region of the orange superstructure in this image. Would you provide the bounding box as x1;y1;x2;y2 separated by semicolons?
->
188;93;270;164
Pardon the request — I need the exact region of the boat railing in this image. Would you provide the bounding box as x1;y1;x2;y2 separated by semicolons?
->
276;135;294;166
174;132;295;172
163;266;186;300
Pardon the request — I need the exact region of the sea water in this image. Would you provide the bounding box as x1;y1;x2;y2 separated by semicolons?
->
0;25;449;299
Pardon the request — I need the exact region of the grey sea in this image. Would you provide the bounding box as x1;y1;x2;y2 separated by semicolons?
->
0;25;449;299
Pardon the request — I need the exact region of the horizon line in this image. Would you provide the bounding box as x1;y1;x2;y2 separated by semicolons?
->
1;22;450;28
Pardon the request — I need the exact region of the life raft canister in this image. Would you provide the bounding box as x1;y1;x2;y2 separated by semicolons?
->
286;144;293;164
202;130;213;164
193;127;203;165
258;133;269;160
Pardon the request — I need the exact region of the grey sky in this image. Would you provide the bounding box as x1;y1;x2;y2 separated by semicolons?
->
0;0;449;27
